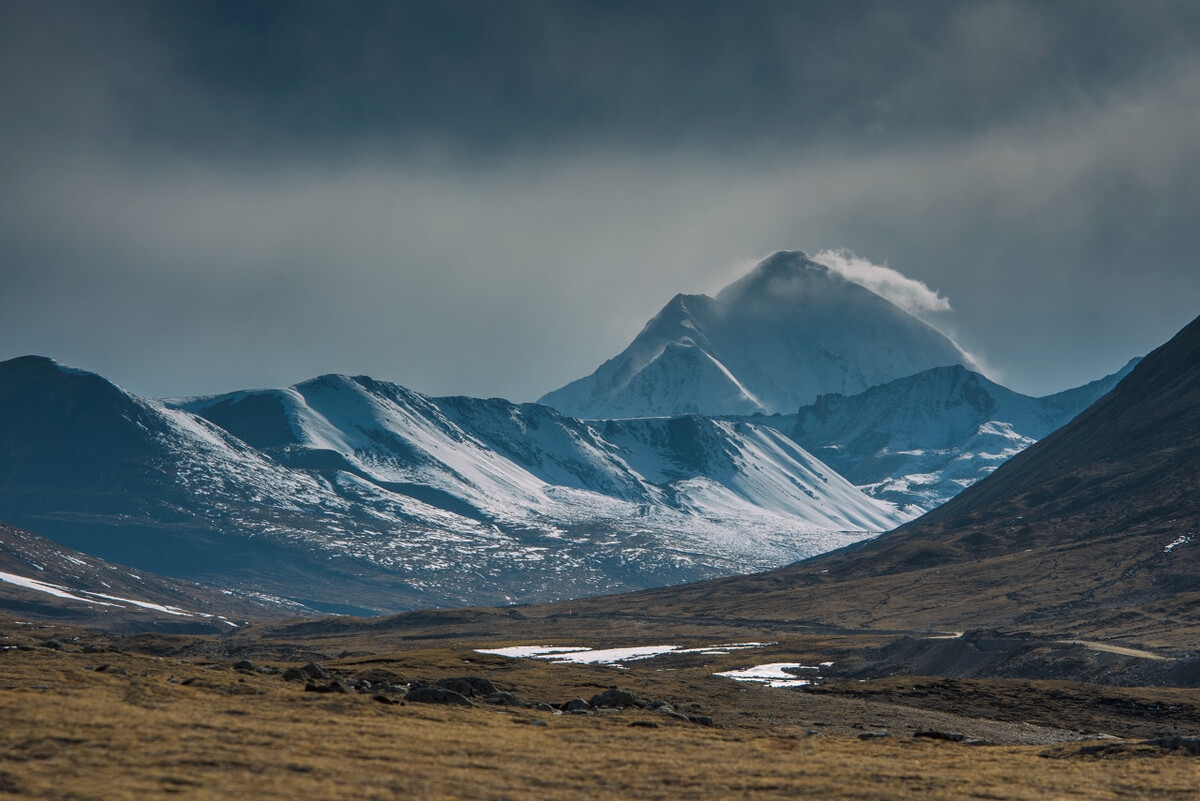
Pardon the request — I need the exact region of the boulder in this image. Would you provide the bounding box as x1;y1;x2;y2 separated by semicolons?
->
304;680;347;694
435;677;498;698
484;692;524;707
282;667;308;682
406;686;474;707
302;663;329;680
589;689;639;709
914;731;967;742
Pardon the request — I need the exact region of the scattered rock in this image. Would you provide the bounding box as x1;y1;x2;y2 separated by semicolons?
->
536;703;558;713
1066;736;1200;758
561;698;591;712
914;731;967;742
41;640;64;651
304;680;347;694
282;667;308;682
82;644;105;654
857;730;890;740
1145;736;1200;755
647;700;672;711
435;677;498;697
232;659;255;672
589;689;639;709
688;715;715;727
373;693;400;705
484;691;524;707
516;718;548;727
301;663;329;680
405;686;474;706
659;710;690;722
629;721;659;728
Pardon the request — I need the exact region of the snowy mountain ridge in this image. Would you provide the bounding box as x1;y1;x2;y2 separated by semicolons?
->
785;359;1141;512
0;356;905;612
540;251;977;418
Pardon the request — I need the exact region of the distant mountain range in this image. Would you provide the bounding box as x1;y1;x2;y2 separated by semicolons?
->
0;252;1146;619
0;356;902;613
540;251;976;418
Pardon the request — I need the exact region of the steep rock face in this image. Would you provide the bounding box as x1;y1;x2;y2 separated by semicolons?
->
540;251;975;418
787;359;1139;512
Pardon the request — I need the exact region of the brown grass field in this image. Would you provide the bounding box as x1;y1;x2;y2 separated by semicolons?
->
4;618;1200;800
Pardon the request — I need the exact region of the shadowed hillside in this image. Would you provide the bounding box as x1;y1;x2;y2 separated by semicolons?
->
560;314;1200;647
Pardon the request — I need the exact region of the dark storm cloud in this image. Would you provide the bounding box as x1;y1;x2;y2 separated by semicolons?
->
11;1;1199;155
2;1;1199;399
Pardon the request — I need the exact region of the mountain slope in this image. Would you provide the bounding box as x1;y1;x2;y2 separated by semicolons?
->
0;357;904;613
0;522;309;632
787;359;1139;512
567;314;1200;649
540;251;975;418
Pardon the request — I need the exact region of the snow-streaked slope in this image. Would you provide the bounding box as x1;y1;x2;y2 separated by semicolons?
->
183;375;910;571
0;356;906;613
0;522;310;630
540;251;976;418
787;360;1140;513
597;416;904;530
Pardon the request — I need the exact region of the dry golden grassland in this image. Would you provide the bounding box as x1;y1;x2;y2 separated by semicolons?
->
3;636;1200;800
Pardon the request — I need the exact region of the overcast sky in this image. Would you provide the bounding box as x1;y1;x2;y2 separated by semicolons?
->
3;1;1199;401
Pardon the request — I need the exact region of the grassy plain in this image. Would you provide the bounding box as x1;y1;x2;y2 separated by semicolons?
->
3;619;1200;800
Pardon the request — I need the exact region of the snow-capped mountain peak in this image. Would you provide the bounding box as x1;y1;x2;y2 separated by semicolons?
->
540;250;976;419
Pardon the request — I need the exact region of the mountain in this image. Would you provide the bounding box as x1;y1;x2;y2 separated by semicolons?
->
539;251;976;418
0;522;308;632
575;314;1200;649
786;359;1140;513
0;356;904;613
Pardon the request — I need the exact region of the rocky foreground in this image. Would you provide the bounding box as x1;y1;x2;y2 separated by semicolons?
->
4;616;1200;800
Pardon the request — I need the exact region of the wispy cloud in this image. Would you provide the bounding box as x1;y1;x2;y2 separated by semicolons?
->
811;249;952;318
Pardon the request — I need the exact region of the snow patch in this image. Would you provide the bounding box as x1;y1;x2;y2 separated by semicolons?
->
476;642;770;667
0;571;120;606
714;662;823;687
1165;534;1192;553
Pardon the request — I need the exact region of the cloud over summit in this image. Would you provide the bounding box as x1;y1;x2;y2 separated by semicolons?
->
1;2;1199;400
812;249;953;319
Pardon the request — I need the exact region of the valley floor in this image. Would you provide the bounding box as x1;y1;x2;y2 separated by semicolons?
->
3;618;1200;800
